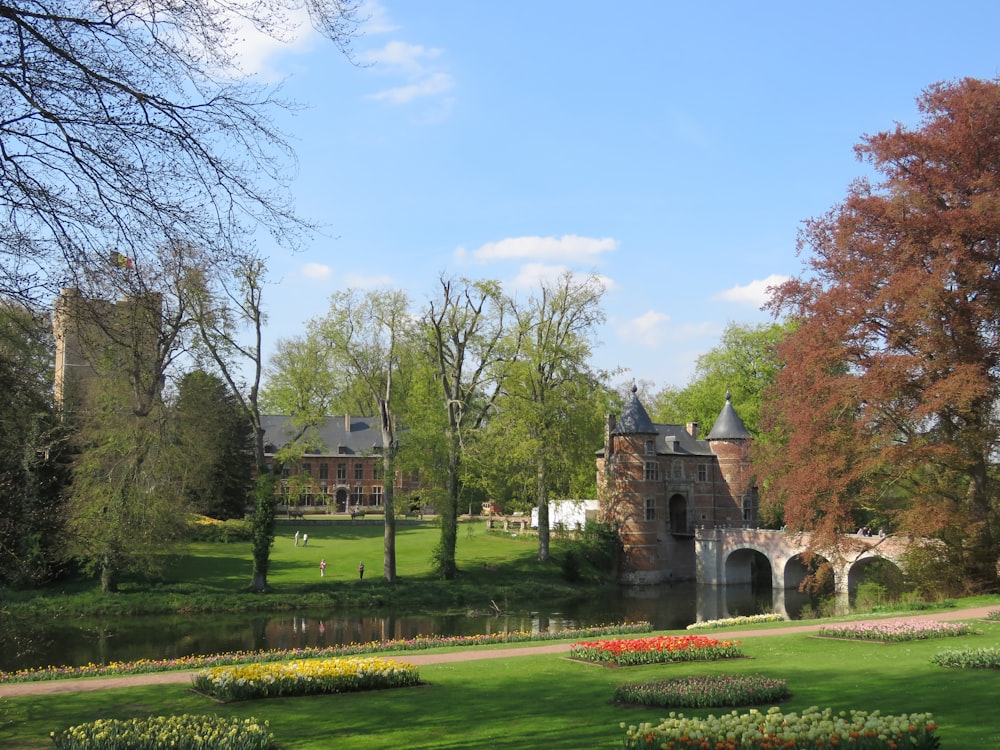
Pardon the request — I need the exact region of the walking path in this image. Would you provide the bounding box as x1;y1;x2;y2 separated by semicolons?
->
2;605;996;698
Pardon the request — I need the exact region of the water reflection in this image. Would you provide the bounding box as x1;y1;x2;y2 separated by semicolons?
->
0;582;816;672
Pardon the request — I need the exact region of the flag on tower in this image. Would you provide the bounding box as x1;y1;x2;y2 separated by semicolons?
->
110;250;134;269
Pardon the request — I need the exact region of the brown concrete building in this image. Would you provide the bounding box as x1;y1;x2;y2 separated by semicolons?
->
597;386;756;584
53;287;163;411
262;414;425;514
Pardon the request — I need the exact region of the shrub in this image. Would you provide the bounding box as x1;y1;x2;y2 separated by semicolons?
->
561;520;622;580
932;647;1000;669
614;673;789;708
621;706;940;749
569;635;743;666
50;714;272;750
560;548;582;582
187;516;253;543
686;613;784;630
192;656;419;702
817;620;975;641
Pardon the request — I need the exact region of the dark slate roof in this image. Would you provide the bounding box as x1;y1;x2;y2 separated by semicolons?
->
652;423;715;456
611;386;657;435
260;415;383;457
706;392;752;441
607;386;715;456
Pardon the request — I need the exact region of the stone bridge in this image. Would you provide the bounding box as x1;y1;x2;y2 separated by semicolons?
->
695;527;921;617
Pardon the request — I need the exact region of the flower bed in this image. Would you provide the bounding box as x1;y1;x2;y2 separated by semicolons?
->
50;714;272;750
686;614;784;630
932;647;1000;669
569;635;743;666
817;620;975;641
614;673;789;708
621;706;940;749
0;621;650;684
192;656;419;702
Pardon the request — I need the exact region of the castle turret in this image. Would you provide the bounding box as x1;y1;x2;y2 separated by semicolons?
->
706;391;756;525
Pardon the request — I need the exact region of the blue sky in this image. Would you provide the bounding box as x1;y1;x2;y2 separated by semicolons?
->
236;1;1000;391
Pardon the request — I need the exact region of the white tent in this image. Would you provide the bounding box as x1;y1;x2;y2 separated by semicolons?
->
530;499;599;531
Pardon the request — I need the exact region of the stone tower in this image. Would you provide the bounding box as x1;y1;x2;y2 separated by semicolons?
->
53;288;163;411
597;387;755;584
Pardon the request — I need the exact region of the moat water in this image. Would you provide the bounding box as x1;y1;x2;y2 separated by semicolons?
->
0;582;816;672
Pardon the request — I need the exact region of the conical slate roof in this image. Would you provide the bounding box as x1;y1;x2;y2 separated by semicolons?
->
706;391;752;441
612;385;657;434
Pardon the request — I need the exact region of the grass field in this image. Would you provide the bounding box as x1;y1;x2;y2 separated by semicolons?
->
3;613;1000;748
3;519;603;618
5;521;1000;748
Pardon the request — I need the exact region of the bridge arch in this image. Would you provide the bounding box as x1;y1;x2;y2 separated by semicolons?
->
696;528;916;609
724;545;774;588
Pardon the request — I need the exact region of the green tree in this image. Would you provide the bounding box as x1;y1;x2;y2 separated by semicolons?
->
423;277;510;579
490;271;607;561
66;390;191;592
314;288;415;582
189;255;276;592
173;370;254;520
760;78;1000;587
0;302;70;586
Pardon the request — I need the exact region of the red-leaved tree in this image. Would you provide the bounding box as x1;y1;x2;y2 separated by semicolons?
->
758;77;1000;589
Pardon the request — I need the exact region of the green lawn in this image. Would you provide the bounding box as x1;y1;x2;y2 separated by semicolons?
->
179;519;546;586
4;615;1000;748
3;519;595;617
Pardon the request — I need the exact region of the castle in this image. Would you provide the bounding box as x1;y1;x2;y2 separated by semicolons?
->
53;287;163;412
597;387;757;584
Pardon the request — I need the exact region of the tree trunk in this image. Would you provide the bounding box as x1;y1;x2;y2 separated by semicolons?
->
100;558;118;593
536;452;550;562
382;448;397;582
437;434;461;579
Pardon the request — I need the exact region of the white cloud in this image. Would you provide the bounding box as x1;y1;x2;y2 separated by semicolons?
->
354;8;454;111
359;41;443;71
228;6;317;80
367;72;454;104
613;311;717;350
712;274;789;307
466;235;618;264
301;262;332;280
358;1;399;35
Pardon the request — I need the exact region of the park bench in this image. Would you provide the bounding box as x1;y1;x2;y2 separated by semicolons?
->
350;508;365;520
288;510;304;519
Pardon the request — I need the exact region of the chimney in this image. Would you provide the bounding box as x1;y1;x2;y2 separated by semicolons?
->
686;422;699;439
345;414;351;432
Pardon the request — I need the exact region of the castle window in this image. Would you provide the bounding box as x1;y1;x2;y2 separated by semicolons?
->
644;461;658;481
644;497;655;521
337;462;346;481
372;485;383;505
672;460;683;479
353;486;364;505
302;462;311;476
697;464;707;482
319;463;329;480
354;462;364;481
644;439;655;455
743;488;759;523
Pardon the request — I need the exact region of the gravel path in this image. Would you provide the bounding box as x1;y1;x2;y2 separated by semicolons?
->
2;604;995;698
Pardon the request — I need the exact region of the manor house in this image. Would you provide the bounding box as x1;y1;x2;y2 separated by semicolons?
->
597;387;757;584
